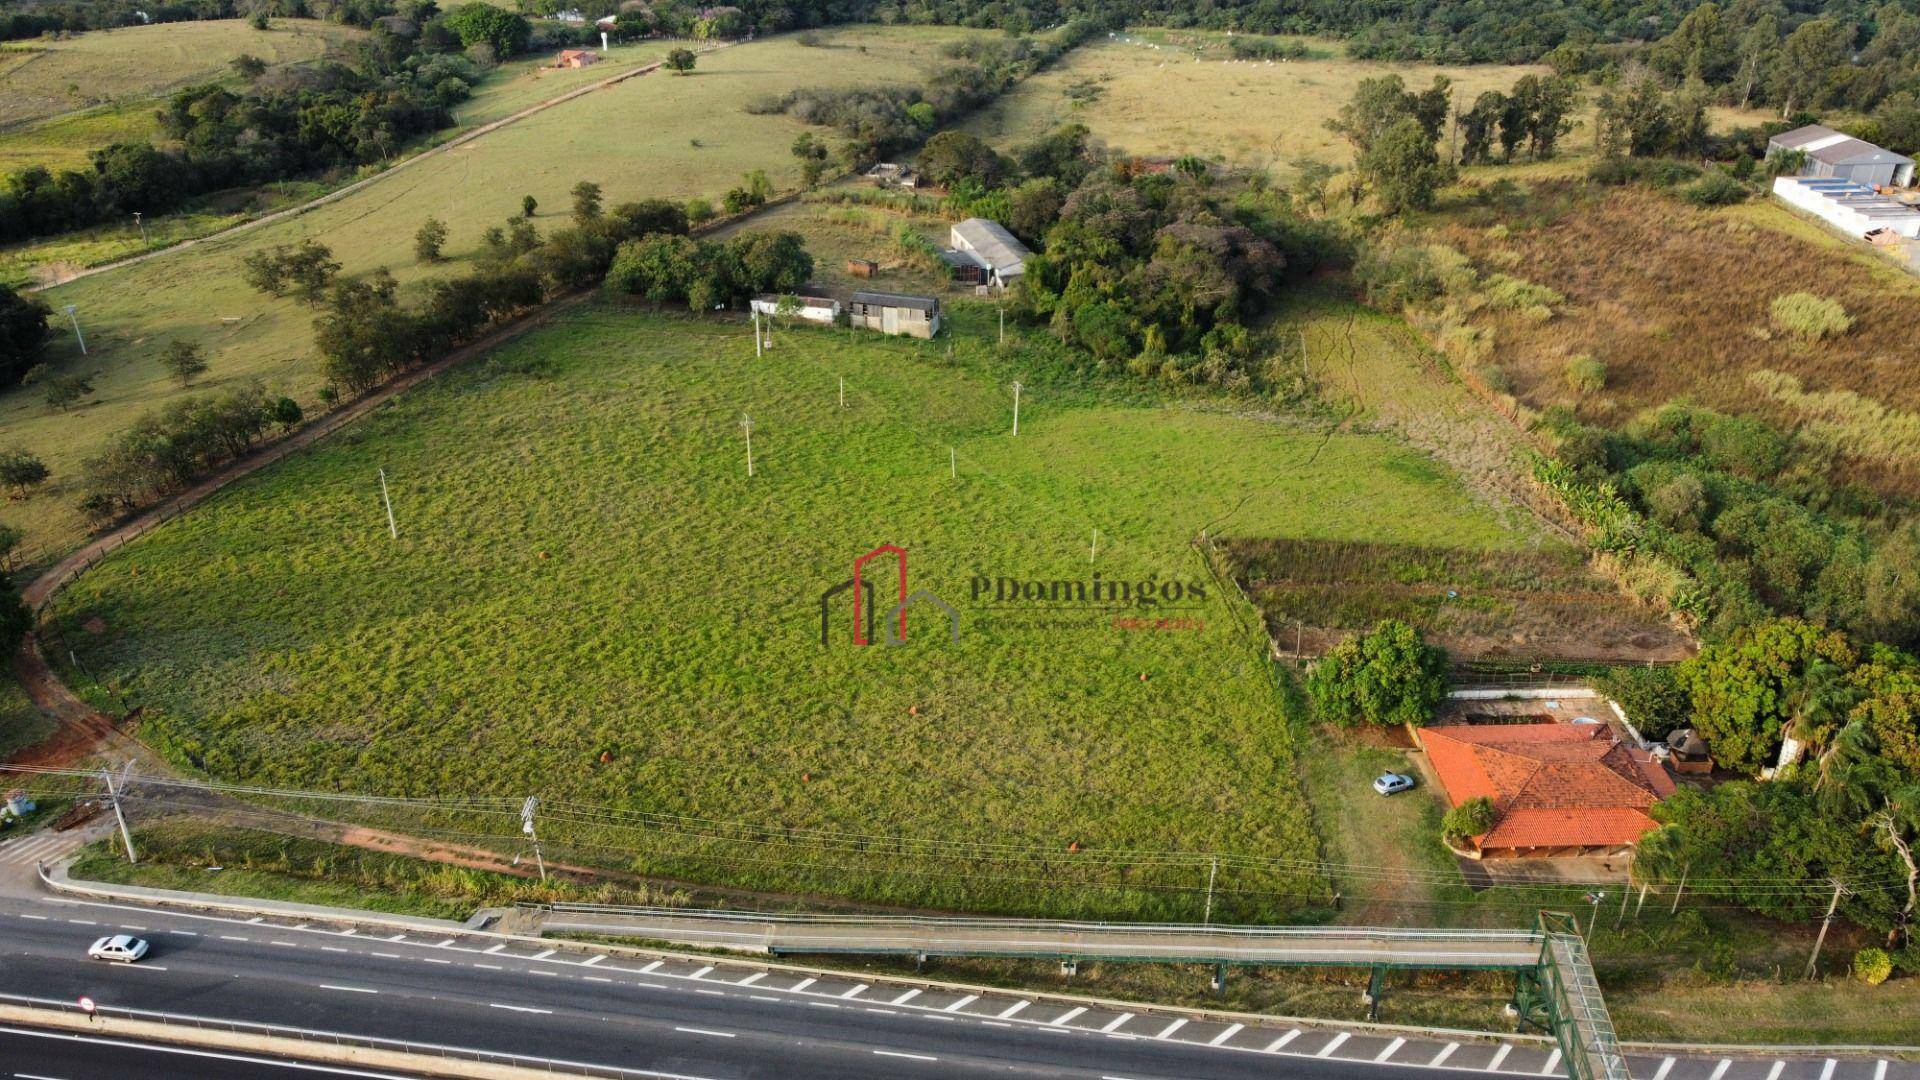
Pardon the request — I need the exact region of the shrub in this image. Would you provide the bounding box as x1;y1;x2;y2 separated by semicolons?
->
1593;664;1689;741
1769;293;1851;341
1441;796;1498;845
1306;619;1449;728
0;447;49;497
1681;168;1748;207
1852;947;1893;986
1565;354;1607;395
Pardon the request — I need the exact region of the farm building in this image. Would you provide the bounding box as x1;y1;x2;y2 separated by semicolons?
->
864;163;923;189
1416;722;1675;859
1772;176;1920;239
848;291;941;339
947;218;1031;287
555;49;600;68
750;292;841;325
1768;124;1915;188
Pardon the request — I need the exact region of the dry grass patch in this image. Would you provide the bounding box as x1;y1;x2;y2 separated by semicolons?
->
1441;182;1920;496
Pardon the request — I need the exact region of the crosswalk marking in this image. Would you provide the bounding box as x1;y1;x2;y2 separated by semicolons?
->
1267;1030;1302;1052
1210;1023;1245;1047
0;833;82;864
1431;1043;1460;1067
1317;1032;1351;1058
1378;1037;1406;1062
1101;1013;1134;1033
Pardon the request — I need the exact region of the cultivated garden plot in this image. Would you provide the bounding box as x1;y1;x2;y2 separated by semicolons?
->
44;302;1538;920
0;26;980;566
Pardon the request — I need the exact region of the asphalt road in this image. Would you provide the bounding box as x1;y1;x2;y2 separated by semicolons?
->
0;891;1502;1080
0;1026;429;1079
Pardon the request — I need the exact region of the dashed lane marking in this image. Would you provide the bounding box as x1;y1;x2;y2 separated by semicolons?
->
674;1027;735;1039
318;985;377;994
874;1051;937;1062
1317;1032;1350;1058
488;1004;550;1015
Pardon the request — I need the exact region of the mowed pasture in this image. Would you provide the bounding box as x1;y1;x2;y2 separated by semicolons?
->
44;302;1534;917
1441;182;1920;498
0;27;980;567
961;32;1542;177
0;19;361;132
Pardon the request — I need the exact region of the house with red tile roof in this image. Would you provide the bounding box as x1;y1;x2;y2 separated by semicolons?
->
1416;722;1675;858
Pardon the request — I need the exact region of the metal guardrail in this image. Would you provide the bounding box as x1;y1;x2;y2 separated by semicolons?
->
0;990;667;1078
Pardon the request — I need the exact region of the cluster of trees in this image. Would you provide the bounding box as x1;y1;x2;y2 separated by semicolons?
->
1455;75;1578;165
1542;400;1920;650
0;3;485;245
604;230;812;311
0;0;407;42
0;285;52;392
755;21;1099;171
80;383;302;519
1305;619;1450;729
1629;618;1920;956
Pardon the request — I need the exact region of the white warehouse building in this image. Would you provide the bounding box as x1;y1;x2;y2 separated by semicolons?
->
1768;124;1915;188
1772;176;1920;239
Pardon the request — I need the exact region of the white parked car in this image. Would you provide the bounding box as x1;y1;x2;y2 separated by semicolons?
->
1372;772;1416;796
87;935;150;963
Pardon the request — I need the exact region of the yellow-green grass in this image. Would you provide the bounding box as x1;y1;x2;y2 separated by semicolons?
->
0;101;160;173
0;674;53;760
43;300;1535;918
711;192;961;298
0;26;982;568
450;41;677;127
0;19;362;131
960;34;1543;178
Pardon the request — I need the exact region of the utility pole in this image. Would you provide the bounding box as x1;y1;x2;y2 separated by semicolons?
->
378;468;398;539
949;446;956;479
1805;879;1847;979
1089;528;1098;563
998;306;1004;347
133;211;148;247
101;764;136;864
838;376;845;409
1010;381;1022;436
1584;891;1605;939
62;304;86;355
752;312;763;359
741;413;754;477
1670;863;1689;915
520;796;547;883
1203;858;1218;925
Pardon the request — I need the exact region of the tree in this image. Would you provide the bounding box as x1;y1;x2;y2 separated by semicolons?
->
1441;796;1498;846
1358;116;1452;213
443;3;530;57
0;523;21;571
918;131;1008;188
1678;617;1858;775
1769;18;1851;119
665;48;697;75
521;194;538;219
240;241;339;303
728;231;813;294
571;181;603;225
791;133;831;187
414;217;448;263
0;283;51;390
1457;91;1506;165
1306;619;1449;727
159;340;208;387
230;54;267;80
0;447;49;498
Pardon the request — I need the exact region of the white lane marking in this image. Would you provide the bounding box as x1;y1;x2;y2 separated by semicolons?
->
246;918;264;925
321;947;350;954
581;955;605;967
530;970;560;978
420;958;451;965
474;963;504;971
1819;1061;1837;1080
1377;1036;1406;1061
1763;1063;1785;1080
371;952;400;959
66;920;96;926
865;1008;897;1016
892;988;920;1005
19;915;46;921
943;994;977;1013
998;1000;1030;1019
1211;1023;1246;1047
1709;1060;1733;1080
736;972;763;986
982;1021;1012;1029
16;1072;68;1079
1101;1013;1134;1033
531;950;556;961
119;926;147;932
385;934;406;942
691;988;721;996
1156;1018;1187;1040
640;961;664;974
874;1051;937;1062
270;941;299;949
0;1025;423;1079
168;930;196;937
842;984;869;999
1488;1045;1513;1071
338;929;356;936
1652;1058;1676;1080
690;965;714;978
1317;1032;1351;1058
584;976;612;984
219;936;248;942
434;939;456;947
674;1027;735;1039
1874;1063;1889;1080
1267;1030;1302;1052
119;965;168;971
488;1004;551;1015
808;1002;839;1010
483;944;506;954
750;995;780;1003
1431;1043;1459;1067
1541;1049;1562;1074
318;984;377;994
1050;1007;1087;1027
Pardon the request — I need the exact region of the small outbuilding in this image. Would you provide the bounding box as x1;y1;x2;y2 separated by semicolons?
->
849;291;940;339
864;163;922;189
750;292;841;325
947;218;1030;288
846;258;879;279
555;49;601;68
1769;124;1915;188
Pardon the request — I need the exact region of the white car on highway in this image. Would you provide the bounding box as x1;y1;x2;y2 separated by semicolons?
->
87;934;150;963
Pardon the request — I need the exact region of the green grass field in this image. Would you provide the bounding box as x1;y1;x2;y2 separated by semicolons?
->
42;300;1534;918
0;19;361;132
0;26;980;568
